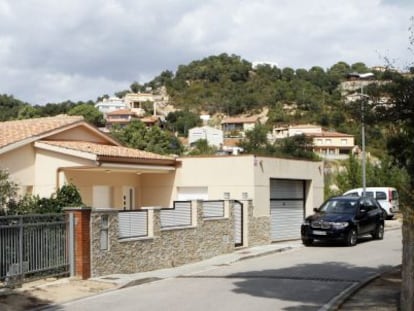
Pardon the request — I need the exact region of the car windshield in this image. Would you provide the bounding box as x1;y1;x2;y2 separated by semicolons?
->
319;199;358;214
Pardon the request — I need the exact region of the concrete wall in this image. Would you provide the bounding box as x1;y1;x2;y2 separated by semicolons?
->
175;155;324;217
34;148;92;198
174;156;255;202
0;144;36;196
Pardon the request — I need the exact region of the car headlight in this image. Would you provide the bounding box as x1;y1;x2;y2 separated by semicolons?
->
331;222;349;229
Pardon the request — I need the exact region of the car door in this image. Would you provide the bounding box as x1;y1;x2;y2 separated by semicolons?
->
360;198;379;233
358;198;376;234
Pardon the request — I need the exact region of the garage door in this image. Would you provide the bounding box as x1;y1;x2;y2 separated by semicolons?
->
270;179;305;241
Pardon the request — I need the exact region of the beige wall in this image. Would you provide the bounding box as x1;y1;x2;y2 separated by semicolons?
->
253;156;323;216
35;148;93;198
65;170;141;209
47;126;110;144
174;156;256;201
313;136;354;148
0;144;36;195
139;173;176;208
175;155;324;217
2;141;324;217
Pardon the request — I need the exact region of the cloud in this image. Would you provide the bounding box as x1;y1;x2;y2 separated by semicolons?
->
0;0;413;105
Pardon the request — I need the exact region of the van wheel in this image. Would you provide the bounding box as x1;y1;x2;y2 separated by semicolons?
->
372;223;384;240
345;229;357;246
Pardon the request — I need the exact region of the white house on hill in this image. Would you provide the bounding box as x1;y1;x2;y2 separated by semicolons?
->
188;126;223;147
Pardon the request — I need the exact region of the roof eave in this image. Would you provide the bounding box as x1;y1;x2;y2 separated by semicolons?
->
97;155;177;167
34;141;98;161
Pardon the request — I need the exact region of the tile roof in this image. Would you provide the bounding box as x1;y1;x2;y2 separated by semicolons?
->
221;116;258;124
306;131;354;138
0;115;84;149
106;109;135;116
39;140;175;161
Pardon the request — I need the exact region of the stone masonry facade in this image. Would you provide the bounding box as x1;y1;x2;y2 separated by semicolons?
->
77;200;271;278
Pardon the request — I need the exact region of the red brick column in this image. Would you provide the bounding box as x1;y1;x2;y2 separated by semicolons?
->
65;207;91;280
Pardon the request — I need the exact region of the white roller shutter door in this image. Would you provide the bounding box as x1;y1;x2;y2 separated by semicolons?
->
270;179;304;241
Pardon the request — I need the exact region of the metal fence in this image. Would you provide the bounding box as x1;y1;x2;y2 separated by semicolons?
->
0;213;73;288
118;210;148;239
160;201;192;229
202;200;225;218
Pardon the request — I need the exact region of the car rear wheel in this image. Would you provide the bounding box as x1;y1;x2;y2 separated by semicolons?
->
302;238;313;246
372;223;384;240
345;229;357;246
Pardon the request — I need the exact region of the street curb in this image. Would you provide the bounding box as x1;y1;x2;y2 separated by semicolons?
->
319;264;402;311
318;274;380;311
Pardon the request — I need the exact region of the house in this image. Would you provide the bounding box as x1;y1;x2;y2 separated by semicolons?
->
0;115;176;202
307;131;355;160
272;124;322;139
188;126;223;147
105;109;139;128
221;116;259;137
271;124;355;159
94;97;127;115
0;115;323;278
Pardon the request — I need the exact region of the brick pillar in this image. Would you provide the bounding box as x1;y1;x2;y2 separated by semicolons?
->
65;207;91;280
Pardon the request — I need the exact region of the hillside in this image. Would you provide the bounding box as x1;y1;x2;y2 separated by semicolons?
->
0;53;403;157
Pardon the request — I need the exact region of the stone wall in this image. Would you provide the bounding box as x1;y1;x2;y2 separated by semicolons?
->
245;200;271;246
89;200;272;277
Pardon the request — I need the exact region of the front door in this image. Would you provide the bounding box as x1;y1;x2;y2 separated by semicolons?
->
122;186;135;210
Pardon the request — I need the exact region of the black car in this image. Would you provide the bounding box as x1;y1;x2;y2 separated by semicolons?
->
301;196;385;247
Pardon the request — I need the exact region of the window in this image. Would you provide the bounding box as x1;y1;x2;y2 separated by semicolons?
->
341;139;347;145
376;192;387;200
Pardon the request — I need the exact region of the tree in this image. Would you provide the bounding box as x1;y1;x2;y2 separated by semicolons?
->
377;72;414;309
165;110;201;136
0;94;28;121
130;81;143;93
111;120;183;155
68;103;105;127
0;169;18;215
188;139;217;155
328;155;410;197
276;135;318;160
17;105;41;119
237;124;269;154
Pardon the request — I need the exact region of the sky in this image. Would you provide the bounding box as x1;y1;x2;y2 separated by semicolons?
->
0;0;413;106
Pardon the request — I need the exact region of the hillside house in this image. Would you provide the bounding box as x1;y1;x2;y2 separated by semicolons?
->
188;126;223;147
105;109;139;128
94;97;127;115
221;116;259;137
271;124;355;160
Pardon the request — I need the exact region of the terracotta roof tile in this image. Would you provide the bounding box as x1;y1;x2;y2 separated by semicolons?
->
306;131;354;138
106;109;134;116
221;116;258;124
0;115;84;149
40;140;175;161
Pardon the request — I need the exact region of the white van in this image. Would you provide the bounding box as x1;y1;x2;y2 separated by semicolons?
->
343;187;399;219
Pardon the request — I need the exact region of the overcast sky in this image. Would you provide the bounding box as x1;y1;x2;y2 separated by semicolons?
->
1;0;413;105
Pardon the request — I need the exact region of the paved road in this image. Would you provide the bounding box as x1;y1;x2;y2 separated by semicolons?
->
56;229;402;311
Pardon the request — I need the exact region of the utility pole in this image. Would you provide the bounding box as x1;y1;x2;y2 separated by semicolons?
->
361;86;366;197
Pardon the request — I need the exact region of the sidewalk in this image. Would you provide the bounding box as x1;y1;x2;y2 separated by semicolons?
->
0;219;402;311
